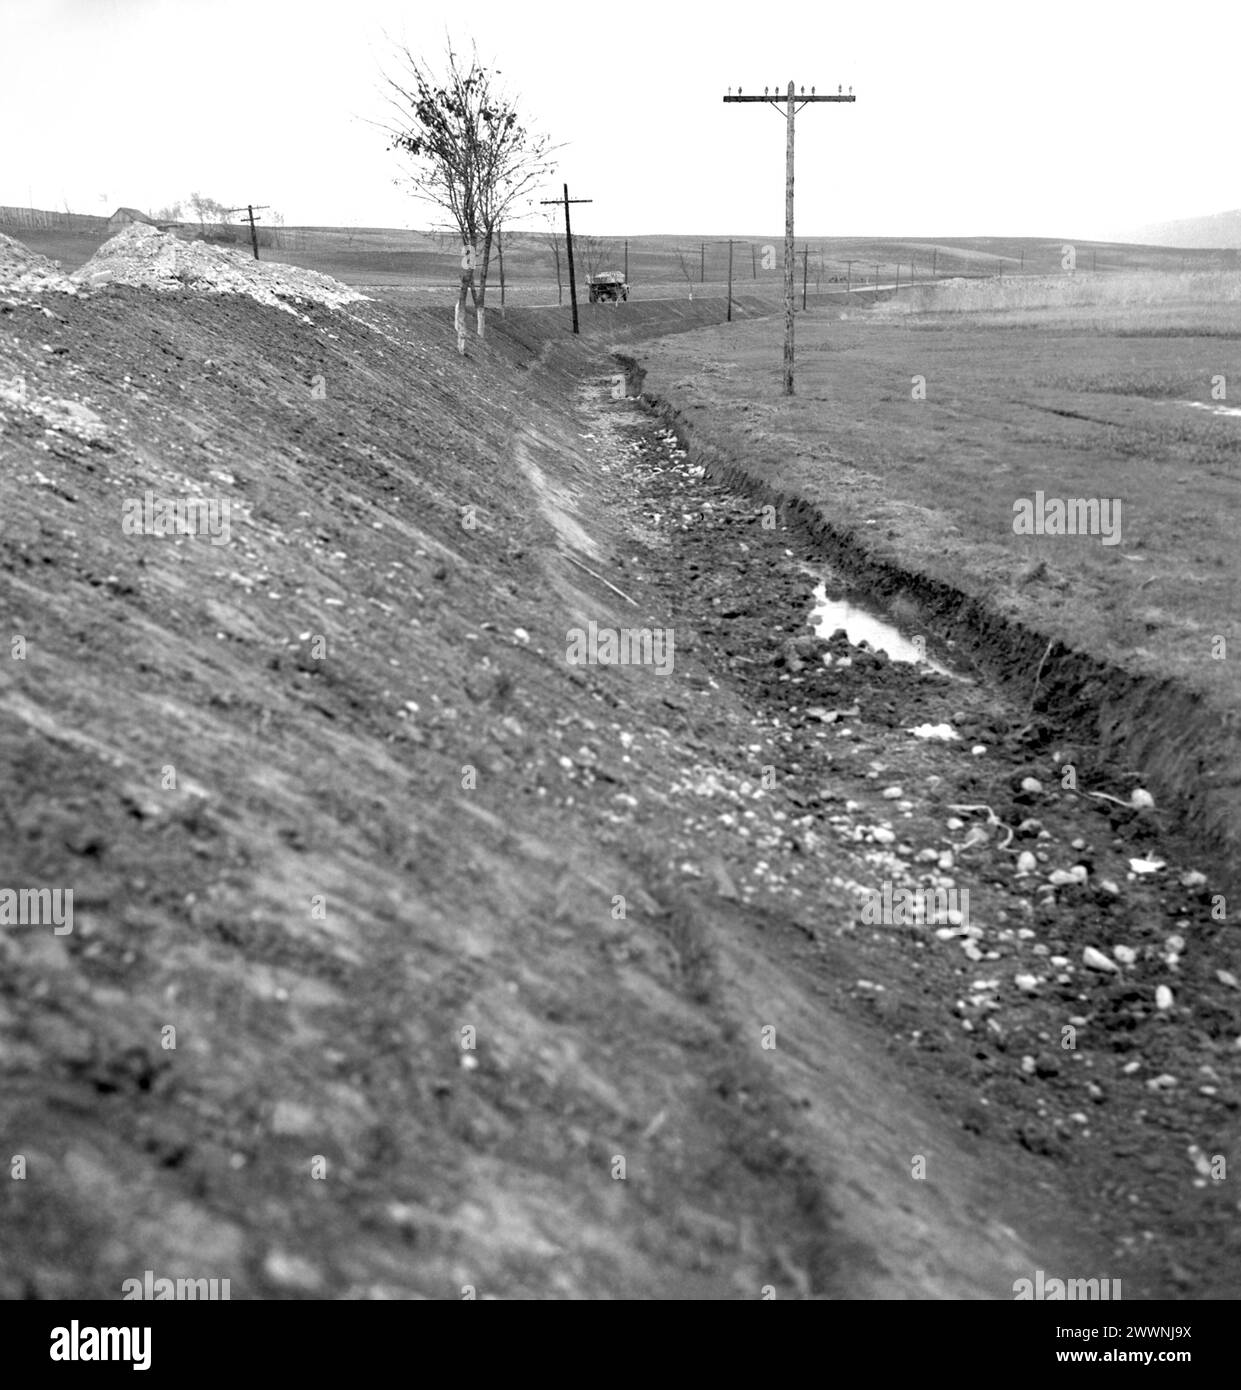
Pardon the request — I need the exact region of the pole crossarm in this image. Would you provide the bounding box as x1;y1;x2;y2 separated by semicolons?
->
723;95;855;105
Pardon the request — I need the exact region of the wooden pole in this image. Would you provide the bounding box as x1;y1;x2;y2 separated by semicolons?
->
802;242;808;309
932;247;937;277
541;187;592;334
727;237;734;321
700;242;705;283
751;243;757;279
564;187;580;333
247;205;259;260
847;259;852;295
784;81;795;395
722;82;856;390
498;224;505;311
624;238;628;282
895;260;900;293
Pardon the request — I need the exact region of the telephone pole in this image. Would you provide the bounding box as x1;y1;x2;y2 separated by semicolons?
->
727;238;734;321
723;82;855;395
224;204;269;260
539;185;592;334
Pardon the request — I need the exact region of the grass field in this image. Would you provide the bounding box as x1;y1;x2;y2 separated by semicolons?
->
634;291;1241;698
5;215;1231;295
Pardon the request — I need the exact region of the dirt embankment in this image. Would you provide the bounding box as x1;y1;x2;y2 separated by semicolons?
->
1;266;1238;1301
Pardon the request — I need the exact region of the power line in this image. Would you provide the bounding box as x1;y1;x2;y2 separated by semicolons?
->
539;186;592;334
723;83;855;395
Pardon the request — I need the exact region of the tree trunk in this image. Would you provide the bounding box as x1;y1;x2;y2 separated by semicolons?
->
474;226;493;338
456;272;470;355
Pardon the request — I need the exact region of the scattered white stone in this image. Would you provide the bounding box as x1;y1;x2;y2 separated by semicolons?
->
1020;777;1043;794
1130;788;1155;809
908;723;959;741
1021;1055;1037;1074
882;785;903;799
1015;850;1038;874
1216;970;1239;989
971;745;987;757
870;826;896;845
263;1250;324;1291
1015;973;1040;992
1181;870;1207;889
1099;878;1120;896
1145;1074;1178;1092
1155;985;1174;1010
1112;944;1138;966
1083;946;1119;973
946;817;964;831
1129;856;1165;875
1186;1146;1212;1178
938;850;954;870
1049;869;1080;887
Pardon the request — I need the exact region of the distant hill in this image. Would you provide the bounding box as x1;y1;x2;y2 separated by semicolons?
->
1125;208;1241;249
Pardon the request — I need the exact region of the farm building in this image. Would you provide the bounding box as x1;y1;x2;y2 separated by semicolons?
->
107;206;155;230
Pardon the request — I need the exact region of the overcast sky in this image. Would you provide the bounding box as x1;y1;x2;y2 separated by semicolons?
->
2;0;1233;240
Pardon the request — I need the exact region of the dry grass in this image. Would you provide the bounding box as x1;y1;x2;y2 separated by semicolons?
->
879;271;1241;317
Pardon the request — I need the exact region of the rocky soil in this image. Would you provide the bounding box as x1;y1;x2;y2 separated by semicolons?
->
0;246;1237;1300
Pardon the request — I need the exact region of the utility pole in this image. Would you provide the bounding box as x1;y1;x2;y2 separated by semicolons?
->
700;242;706;283
802;243;808;309
624;238;628;283
727;238;734;322
497;224;505;312
846;259;853;295
225;204;269;259
895;261;900;293
751;243;757;279
932;247;937;278
724;81;855;395
539;185;592;334
874;263;879;293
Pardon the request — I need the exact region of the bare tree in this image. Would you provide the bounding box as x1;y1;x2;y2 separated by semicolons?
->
675;249;696;302
578;235;611;283
542;214;564;305
382;39;556;348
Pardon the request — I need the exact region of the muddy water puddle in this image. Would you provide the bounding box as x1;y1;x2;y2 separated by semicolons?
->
808;581;961;678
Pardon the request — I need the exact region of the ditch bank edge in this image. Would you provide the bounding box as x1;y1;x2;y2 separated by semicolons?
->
619;354;1241;904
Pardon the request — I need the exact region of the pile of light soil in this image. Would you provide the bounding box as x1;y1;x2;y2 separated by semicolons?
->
72;222;368;316
0;231;77;295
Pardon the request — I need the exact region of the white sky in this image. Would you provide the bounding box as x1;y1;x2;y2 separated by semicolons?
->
2;0;1234;240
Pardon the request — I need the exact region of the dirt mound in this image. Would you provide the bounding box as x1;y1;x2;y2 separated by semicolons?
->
72;222;368;316
0;231;76;295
